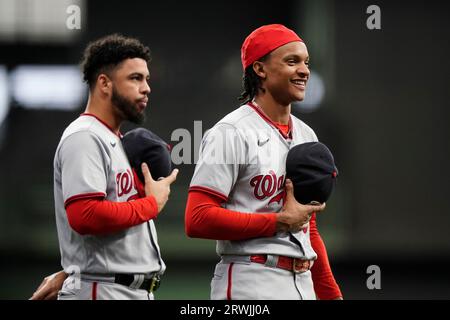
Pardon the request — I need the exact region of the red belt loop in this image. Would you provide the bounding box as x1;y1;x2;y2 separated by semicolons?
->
92;281;98;300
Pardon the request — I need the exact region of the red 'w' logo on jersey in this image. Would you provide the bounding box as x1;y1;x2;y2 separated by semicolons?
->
250;170;285;204
116;169;134;197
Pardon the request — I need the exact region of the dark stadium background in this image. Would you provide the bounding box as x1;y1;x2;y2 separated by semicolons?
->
0;0;449;299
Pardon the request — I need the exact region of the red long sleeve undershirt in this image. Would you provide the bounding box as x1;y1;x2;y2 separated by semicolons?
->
185;191;277;240
185;190;342;299
309;213;343;299
65;171;158;235
65;195;158;235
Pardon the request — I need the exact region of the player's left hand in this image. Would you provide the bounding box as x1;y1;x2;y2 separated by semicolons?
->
29;270;67;300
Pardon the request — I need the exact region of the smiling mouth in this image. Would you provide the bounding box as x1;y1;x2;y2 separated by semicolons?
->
291;79;306;90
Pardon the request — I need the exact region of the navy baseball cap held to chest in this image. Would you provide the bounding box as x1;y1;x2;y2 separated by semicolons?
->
286;142;338;205
122;128;173;182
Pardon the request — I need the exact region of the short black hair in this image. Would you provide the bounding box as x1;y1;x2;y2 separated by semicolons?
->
81;34;151;88
238;54;269;105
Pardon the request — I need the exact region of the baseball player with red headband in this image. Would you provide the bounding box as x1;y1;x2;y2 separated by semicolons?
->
185;24;342;300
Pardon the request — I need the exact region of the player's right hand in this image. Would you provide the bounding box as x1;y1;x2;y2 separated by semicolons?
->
29;270;67;300
277;179;325;232
141;162;179;213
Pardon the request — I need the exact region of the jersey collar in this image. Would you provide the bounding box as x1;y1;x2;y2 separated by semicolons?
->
80;113;123;138
247;101;293;139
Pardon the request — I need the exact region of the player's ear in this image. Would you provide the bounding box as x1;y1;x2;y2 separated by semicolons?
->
97;74;112;95
252;61;267;79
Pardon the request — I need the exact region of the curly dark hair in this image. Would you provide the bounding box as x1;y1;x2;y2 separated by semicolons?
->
81;34;151;88
238;54;270;105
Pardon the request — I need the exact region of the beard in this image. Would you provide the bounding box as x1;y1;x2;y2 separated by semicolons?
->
111;87;146;125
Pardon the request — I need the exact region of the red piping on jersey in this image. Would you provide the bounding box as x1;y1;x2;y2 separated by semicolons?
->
189;186;228;202
80;113;123;138
92;282;97;300
227;263;234;300
247;102;293;139
64;192;106;208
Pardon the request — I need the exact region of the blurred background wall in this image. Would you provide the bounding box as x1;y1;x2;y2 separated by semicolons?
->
0;0;449;299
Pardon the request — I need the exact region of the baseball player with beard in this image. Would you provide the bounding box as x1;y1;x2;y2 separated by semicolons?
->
30;34;178;300
185;24;342;300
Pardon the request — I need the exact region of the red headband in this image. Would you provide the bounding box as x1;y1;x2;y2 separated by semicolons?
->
241;24;303;70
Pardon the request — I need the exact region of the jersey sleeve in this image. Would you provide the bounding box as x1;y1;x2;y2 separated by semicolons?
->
312;129;319;142
57;131;109;206
293;117;319;143
189;123;246;200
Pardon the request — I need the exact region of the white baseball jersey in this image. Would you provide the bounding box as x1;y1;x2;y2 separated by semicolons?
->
54;114;165;276
190;102;318;260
